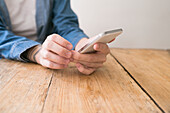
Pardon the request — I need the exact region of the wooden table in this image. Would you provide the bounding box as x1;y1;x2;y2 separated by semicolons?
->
0;49;169;113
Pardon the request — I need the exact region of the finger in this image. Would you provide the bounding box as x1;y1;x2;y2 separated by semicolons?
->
72;50;106;63
41;49;70;65
76;63;96;75
47;34;73;50
73;60;103;68
40;58;67;69
43;41;72;58
93;43;110;54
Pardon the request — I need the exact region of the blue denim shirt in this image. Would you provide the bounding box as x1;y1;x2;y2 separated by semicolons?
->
0;0;88;61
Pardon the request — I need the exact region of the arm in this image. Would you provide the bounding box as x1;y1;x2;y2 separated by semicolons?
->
52;0;110;74
0;17;40;61
23;0;89;68
24;0;110;74
52;0;88;49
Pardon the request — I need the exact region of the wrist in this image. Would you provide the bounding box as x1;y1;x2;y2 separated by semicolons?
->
26;45;41;63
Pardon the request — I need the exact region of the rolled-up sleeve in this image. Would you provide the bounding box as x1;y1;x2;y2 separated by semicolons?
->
0;20;40;62
52;0;88;49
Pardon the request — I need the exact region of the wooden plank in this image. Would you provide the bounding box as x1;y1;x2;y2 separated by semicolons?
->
110;48;170;113
0;59;21;90
0;59;53;113
42;55;161;113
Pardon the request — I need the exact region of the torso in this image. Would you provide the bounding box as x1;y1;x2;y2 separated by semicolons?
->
5;0;37;40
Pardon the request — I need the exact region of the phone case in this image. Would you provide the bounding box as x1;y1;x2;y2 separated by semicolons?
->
78;29;123;54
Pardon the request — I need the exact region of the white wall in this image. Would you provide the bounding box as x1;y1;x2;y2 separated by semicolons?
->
71;0;170;49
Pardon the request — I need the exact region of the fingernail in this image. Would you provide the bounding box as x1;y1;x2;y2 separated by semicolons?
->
94;44;99;50
67;44;72;50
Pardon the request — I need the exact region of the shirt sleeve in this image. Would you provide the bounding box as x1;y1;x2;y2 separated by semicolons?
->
0;19;40;62
52;0;89;49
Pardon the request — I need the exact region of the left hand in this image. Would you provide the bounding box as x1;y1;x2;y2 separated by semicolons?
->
72;38;110;75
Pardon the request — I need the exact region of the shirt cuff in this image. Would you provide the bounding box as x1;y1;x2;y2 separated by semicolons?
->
10;40;40;62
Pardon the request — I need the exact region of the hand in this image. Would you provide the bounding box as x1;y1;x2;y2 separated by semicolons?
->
27;34;73;69
72;38;110;75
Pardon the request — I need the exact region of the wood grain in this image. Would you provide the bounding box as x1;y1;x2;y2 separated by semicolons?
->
0;59;21;90
0;59;53;113
110;49;170;113
42;55;161;113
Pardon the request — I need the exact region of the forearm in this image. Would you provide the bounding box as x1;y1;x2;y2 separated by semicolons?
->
52;0;88;49
0;29;40;61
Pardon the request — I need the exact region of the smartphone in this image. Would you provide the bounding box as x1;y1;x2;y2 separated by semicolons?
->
77;28;123;54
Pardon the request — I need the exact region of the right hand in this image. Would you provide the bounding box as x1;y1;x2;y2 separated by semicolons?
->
28;34;73;69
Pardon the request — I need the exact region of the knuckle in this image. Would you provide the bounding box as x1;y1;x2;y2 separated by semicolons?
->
55;34;63;41
55;35;60;42
42;44;46;49
60;49;65;53
39;49;43;56
46;61;53;68
40;59;48;68
58;57;68;64
73;52;80;60
39;58;44;65
47;35;54;41
46;37;51;42
63;42;69;48
76;54;81;60
59;49;66;56
42;42;46;48
55;34;60;38
43;41;51;49
46;35;51;40
41;59;52;68
43;51;50;58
